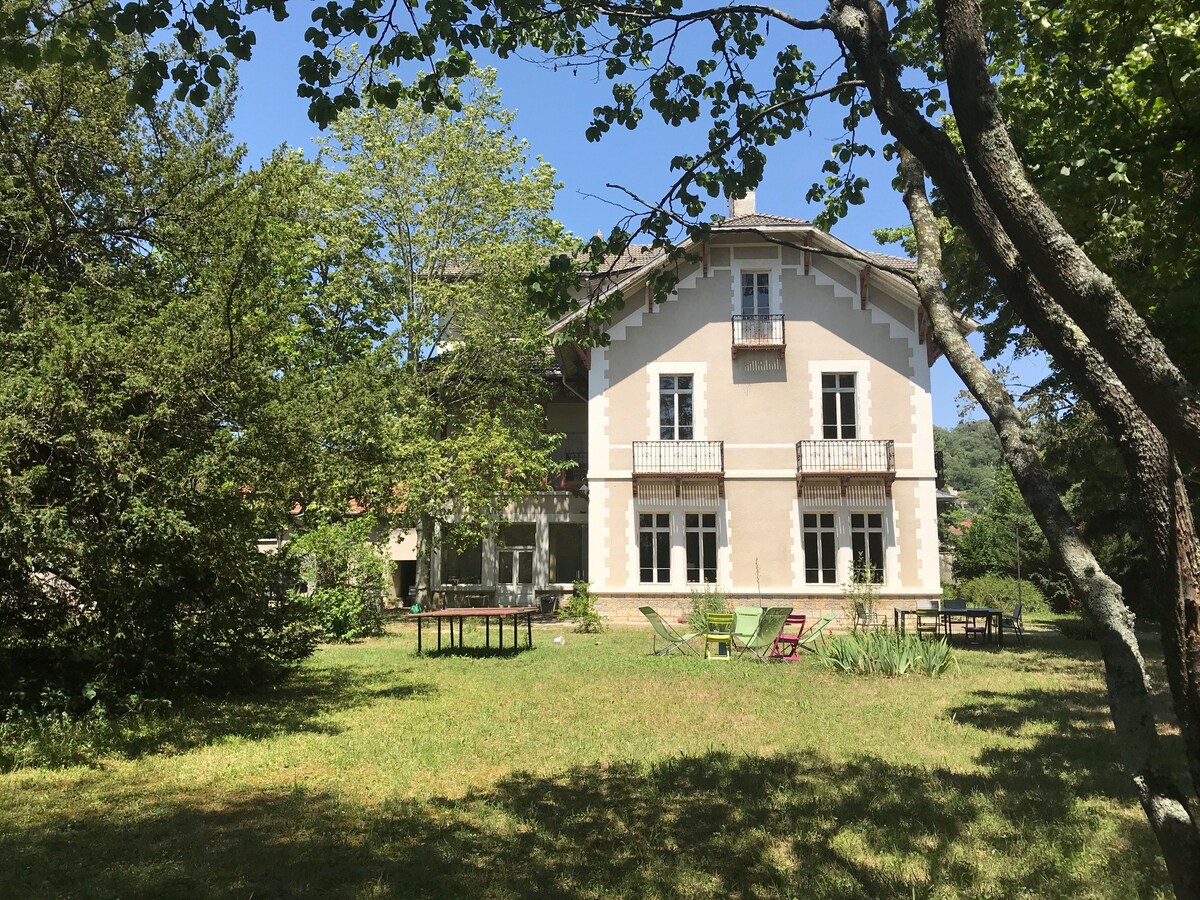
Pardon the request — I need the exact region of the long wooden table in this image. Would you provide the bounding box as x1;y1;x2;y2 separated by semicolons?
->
894;607;1005;646
409;606;538;654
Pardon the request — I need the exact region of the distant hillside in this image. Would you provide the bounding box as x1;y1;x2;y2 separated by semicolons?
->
934;420;1003;504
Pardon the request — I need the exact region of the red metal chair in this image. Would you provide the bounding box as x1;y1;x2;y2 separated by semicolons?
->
769;613;808;661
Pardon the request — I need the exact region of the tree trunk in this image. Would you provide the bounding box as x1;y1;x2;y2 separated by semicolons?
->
899;146;1200;897
415;513;434;610
830;0;1200;460
831;0;1200;808
933;0;1200;461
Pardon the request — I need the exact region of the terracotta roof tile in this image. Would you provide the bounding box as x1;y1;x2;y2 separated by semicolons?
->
717;213;811;228
861;250;918;272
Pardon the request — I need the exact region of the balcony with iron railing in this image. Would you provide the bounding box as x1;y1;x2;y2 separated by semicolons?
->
796;439;896;493
731;314;785;358
632;440;725;499
547;434;588;491
633;440;724;476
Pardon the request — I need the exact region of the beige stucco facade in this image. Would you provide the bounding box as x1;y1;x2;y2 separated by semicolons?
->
391;210;946;625
571;217;942;623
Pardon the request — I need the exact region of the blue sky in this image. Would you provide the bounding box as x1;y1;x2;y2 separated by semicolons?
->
227;13;1046;429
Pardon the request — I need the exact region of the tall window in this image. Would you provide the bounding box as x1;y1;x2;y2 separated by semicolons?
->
741;272;770;316
685;513;718;584
441;540;483;584
803;513;836;584
549;523;587;583
639;513;671;583
850;512;885;584
498;523;535;586
822;373;857;439
659;375;694;440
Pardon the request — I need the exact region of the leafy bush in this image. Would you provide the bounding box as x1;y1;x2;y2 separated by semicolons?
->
686;586;728;632
814;631;958;678
556;581;606;633
286;520;387;641
959;574;1046;614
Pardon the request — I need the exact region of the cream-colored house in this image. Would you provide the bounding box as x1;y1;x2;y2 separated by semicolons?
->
394;196;950;624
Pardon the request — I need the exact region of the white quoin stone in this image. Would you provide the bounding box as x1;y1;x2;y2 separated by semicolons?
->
729;190;756;218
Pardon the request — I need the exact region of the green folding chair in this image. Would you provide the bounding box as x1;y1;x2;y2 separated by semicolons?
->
704;611;735;660
736;606;794;662
796;614;838;651
639;606;701;656
732;605;764;650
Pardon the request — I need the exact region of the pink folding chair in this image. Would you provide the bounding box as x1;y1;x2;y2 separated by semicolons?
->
769;613;808;661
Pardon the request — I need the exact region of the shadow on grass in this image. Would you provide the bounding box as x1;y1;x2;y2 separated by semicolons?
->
3;686;1170;898
0;666;436;771
418;645;534;659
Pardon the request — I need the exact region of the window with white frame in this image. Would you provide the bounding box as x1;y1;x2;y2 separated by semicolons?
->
802;512;837;584
822;373;858;439
850;512;885;584
498;523;535;586
685;513;718;584
659;375;694;440
740;272;770;316
639;513;671;583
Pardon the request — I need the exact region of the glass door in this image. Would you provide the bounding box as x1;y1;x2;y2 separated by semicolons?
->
497;523;536;607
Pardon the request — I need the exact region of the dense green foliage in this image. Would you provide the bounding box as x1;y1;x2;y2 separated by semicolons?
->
934;420;1002;505
958;574;1046;615
313;62;567;555
0;37;565;710
286;520;388;641
0;40;323;711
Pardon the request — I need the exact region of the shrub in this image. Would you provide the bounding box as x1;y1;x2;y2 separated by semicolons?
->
686;586;728;632
842;557;883;629
557;580;606;633
959;574;1046;614
814;631;958;678
286;520;387;641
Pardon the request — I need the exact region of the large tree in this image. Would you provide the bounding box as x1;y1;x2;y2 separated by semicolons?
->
0;41;327;708
306;61;568;606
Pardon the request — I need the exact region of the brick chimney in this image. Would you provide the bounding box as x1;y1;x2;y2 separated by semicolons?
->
728;189;756;219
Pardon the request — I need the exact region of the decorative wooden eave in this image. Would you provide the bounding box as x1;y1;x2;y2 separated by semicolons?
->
795;472;896;499
632;473;725;499
860;266;871;309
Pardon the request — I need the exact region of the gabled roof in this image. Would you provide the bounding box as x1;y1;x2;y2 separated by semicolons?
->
552;218;927;335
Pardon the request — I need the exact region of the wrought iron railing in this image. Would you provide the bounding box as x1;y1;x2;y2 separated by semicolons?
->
796;439;895;475
633;440;724;475
550;433;588;485
731;314;785;348
556;451;588;481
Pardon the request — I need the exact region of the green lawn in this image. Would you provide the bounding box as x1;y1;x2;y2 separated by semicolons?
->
0;622;1176;898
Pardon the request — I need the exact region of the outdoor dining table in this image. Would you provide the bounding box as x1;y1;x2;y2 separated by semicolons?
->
409;606;538;654
894;606;1005;647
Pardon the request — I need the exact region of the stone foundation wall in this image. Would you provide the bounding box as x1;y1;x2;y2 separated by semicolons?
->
596;593;940;629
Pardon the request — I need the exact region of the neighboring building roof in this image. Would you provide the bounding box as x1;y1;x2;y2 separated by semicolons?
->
598;244;663;275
